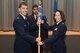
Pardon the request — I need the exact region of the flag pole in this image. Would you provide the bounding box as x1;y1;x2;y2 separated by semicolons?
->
38;0;42;53
38;18;40;53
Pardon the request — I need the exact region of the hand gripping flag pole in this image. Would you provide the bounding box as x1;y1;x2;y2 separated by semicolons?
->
38;17;41;53
38;0;43;53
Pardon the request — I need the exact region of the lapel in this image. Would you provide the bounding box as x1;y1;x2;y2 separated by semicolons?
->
18;14;25;21
32;14;37;22
19;14;29;25
54;21;63;31
56;21;63;27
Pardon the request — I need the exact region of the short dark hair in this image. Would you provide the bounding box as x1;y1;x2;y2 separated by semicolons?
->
32;5;38;9
18;2;28;8
53;10;66;23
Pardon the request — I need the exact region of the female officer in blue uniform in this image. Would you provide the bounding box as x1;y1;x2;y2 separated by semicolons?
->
38;10;67;53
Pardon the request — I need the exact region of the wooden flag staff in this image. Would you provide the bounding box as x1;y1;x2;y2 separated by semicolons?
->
38;17;41;53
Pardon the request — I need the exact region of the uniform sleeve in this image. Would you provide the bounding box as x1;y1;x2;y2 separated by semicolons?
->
44;24;67;44
13;19;36;44
41;15;50;30
41;23;49;30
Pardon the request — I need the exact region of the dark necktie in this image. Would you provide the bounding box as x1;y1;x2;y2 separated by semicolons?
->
24;18;29;32
36;15;38;22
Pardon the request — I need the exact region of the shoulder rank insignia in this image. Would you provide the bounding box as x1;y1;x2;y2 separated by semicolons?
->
62;23;64;25
16;17;19;19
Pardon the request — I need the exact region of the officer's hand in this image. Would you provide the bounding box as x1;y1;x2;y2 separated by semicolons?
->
37;41;44;45
37;17;41;25
41;20;44;24
48;30;53;36
36;37;41;42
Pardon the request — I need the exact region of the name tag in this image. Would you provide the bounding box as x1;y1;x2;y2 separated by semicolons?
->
54;28;58;31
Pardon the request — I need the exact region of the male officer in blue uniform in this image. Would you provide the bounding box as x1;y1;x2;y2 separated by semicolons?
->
13;2;40;53
27;5;48;53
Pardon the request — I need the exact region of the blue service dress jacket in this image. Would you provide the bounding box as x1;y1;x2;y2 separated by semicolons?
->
42;21;67;53
13;14;36;53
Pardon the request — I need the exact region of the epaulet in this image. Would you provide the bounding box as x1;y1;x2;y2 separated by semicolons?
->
62;22;65;25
